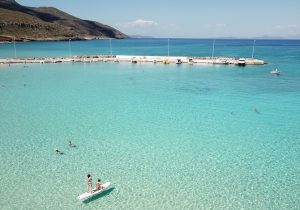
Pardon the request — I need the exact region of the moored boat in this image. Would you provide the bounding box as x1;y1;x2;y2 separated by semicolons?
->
213;59;229;65
176;59;182;64
188;58;194;65
163;59;170;64
131;57;137;63
237;58;246;66
270;68;280;75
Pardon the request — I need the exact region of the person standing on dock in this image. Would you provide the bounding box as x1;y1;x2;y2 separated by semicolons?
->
87;174;92;193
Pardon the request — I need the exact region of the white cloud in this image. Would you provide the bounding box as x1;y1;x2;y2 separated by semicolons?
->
273;25;283;30
287;24;298;29
126;19;158;27
216;23;226;28
198;24;226;29
273;24;298;30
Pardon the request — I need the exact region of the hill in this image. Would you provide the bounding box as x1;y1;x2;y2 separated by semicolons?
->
0;0;127;42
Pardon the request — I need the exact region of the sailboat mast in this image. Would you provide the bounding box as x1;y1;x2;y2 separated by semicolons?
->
251;40;256;58
211;39;215;59
68;39;72;57
167;38;170;57
109;39;112;56
13;37;17;58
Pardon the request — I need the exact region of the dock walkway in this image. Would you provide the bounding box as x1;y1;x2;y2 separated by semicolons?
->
0;55;265;65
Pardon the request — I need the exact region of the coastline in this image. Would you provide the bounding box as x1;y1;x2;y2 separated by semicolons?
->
0;36;122;44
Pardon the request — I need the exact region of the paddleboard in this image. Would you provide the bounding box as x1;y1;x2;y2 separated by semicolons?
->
78;182;111;201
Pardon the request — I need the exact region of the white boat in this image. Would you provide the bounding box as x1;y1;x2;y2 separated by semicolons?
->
188;58;194;65
213;59;229;65
176;59;182;64
131;57;137;63
270;68;280;75
237;58;246;66
78;182;111;202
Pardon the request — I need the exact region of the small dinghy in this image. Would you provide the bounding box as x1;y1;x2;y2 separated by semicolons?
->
78;182;111;201
270;68;280;75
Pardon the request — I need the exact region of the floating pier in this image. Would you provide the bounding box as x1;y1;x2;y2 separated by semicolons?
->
0;55;265;66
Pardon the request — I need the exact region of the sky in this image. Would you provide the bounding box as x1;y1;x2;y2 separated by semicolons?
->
18;0;300;38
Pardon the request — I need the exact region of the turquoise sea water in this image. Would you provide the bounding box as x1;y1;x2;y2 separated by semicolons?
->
0;39;300;209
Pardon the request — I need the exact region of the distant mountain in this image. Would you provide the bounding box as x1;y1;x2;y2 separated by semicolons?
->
0;0;128;42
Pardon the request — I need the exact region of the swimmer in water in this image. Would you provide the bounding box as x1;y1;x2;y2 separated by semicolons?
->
68;140;76;147
55;149;63;154
254;108;260;114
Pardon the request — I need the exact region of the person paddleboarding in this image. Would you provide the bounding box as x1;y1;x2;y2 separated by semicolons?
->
87;174;92;193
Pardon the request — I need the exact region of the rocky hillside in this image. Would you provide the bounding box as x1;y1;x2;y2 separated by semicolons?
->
0;0;127;41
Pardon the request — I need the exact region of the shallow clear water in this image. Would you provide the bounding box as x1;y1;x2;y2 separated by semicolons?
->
0;39;300;209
